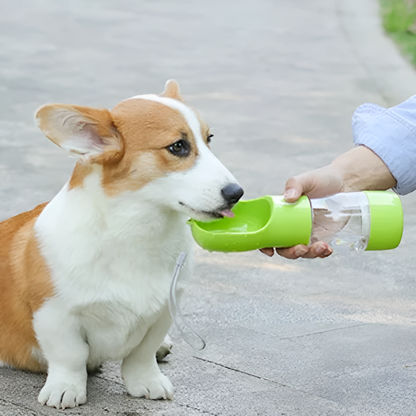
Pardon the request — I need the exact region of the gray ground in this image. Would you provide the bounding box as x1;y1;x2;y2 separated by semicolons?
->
1;0;415;415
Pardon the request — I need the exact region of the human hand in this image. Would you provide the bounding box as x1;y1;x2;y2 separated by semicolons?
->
261;145;396;260
260;242;332;259
260;164;343;259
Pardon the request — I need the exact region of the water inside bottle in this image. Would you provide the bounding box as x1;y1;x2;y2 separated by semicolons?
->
310;193;370;253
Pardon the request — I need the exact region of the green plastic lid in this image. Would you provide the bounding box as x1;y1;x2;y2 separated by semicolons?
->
364;191;403;250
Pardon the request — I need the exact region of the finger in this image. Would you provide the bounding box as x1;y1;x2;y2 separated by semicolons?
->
283;177;304;203
275;245;309;259
284;167;342;202
283;173;319;202
302;242;333;258
260;247;275;257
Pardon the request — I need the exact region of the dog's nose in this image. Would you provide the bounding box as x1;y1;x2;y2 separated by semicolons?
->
221;183;244;205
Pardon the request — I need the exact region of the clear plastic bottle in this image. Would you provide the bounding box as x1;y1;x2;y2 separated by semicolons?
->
309;192;399;253
310;193;370;253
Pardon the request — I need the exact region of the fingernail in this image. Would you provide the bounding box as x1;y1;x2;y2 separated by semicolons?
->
316;245;325;254
295;246;307;257
317;245;332;256
284;189;296;201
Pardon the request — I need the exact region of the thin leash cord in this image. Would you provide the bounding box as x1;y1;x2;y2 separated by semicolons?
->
169;252;206;350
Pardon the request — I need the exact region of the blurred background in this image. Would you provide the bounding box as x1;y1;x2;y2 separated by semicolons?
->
0;1;415;415
1;0;416;217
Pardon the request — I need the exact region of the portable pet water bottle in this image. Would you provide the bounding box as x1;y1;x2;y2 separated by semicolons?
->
189;191;403;253
172;191;403;350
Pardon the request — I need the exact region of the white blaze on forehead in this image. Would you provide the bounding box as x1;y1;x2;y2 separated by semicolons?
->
125;94;204;144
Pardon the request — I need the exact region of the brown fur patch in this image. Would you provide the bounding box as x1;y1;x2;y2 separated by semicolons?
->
0;203;53;372
103;99;205;196
36;104;124;191
195;112;211;146
69;162;94;190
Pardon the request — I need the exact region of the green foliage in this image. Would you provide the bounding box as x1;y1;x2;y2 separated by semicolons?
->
380;0;416;32
390;32;416;66
380;0;416;66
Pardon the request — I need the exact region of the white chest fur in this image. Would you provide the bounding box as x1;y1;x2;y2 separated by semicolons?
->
33;174;192;365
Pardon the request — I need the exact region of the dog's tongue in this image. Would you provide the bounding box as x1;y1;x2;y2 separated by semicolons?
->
221;209;235;218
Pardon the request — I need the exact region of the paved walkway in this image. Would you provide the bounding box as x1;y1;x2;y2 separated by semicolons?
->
0;0;415;415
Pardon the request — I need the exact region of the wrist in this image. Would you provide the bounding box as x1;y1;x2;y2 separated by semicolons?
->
331;146;396;192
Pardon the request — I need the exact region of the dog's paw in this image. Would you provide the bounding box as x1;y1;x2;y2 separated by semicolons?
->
156;335;173;362
38;381;87;409
125;372;174;400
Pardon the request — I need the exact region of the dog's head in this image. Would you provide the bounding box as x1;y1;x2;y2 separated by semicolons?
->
35;80;243;221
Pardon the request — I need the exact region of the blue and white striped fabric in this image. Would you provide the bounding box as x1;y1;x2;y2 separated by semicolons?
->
352;95;416;195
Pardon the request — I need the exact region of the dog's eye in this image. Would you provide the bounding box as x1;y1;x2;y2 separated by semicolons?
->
168;139;191;157
207;134;213;144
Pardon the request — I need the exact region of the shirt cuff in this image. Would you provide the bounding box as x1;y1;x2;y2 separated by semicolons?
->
352;100;416;195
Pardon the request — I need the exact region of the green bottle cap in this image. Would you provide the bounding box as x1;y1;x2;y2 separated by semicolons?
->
364;191;403;250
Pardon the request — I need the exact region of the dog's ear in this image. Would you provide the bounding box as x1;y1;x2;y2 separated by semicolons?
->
160;79;184;102
35;104;123;163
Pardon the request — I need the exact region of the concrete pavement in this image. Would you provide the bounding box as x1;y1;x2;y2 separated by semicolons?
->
0;0;415;415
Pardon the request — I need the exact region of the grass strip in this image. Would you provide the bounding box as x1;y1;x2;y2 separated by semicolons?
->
379;0;416;67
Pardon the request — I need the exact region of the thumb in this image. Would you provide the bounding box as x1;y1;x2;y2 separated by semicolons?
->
283;171;323;202
283;176;306;202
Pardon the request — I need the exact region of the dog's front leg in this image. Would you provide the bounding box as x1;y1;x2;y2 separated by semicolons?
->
34;306;89;409
121;305;173;400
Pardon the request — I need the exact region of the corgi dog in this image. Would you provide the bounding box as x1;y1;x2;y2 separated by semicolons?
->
0;80;243;409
